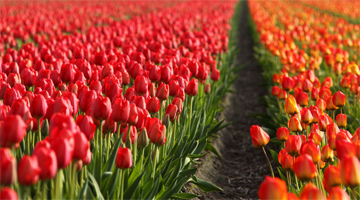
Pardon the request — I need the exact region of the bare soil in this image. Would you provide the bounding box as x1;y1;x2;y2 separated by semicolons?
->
185;2;277;199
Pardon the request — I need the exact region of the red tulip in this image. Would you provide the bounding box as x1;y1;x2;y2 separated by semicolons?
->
323;165;341;187
299;183;325;200
271;86;280;96
335;113;347;128
134;76;148;95
53;96;73;116
276;127;289;142
146;96;161;114
0;115;27;147
115;147;132;169
17;155;41;185
211;68;220;81
51;137;74;169
300;140;320;163
169;80;180;96
121;125;137;144
111;98;130;123
0;187;18;200
258;176;287;200
90;96;112;121
282;76;294;91
293;155;317;181
32;147;57;180
30;94;48;118
165;104;178;122
127;103;139;125
284;96;299;115
249;125;270;148
79;90;97;113
204;83;210;94
280;152;294;171
0;148;16;185
73;131;89;160
146;117;166;146
327;187;350;200
9;98;29;117
156;83;169;101
332;91;346;107
185;79;198;96
340;155;360;187
60;63;76;83
285;135;302;156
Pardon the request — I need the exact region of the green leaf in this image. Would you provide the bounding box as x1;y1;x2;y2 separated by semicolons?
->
205;142;221;157
269;149;279;165
171;193;201;199
123;169;147;199
187;153;207;159
87;172;104;200
190;176;223;192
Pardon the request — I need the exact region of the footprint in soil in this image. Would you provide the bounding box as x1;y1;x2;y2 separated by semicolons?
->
185;2;278;200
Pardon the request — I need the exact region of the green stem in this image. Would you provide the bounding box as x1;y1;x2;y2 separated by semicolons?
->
152;146;159;179
37;118;41;142
119;169;124;200
293;157;300;191
106;134;111;160
262;147;274;177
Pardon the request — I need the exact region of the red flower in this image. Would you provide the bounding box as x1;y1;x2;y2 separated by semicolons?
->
17;155;41;185
30;94;48;118
73;131;89;160
90;96;112;121
146;96;161;114
115;147;132;169
32;147;57;180
156;83;169;101
258;176;287;200
0;187;18;200
0;148;16;185
249;125;269;148
0;115;27;147
285;135;302;156
293;155;317;181
134;75;148;95
185;79;198;96
111;98;130;123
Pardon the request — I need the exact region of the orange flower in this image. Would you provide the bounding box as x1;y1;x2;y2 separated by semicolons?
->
327;187;350;200
288;116;302;132
300;140;320;163
321;145;334;162
300;107;313;124
340;155;360;187
299;183;325;200
335;113;347;128
276;127;289;142
323;165;341;187
332;91;346;107
293;155;317;181
249;125;270;148
281;152;294;171
258;176;287;200
285;135;302;156
284;96;299;115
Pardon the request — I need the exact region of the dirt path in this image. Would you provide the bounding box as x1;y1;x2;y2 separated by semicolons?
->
187;2;276;199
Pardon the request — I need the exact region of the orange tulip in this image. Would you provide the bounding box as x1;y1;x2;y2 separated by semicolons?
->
249;125;270;148
284;96;299;115
300;140;320;163
324;165;341;187
288;116;303;132
340;155;360;187
276;127;289;142
293;155;317;181
332;91;346;107
258;176;287;200
285;135;302;157
335;113;347;128
321;145;334;162
299;183;325;200
327;187;350;200
300;107;313;124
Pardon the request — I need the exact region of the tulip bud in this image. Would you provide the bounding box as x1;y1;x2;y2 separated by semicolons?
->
288;116;302;132
300;107;313;124
340;77;351;89
258;176;287;200
336;139;356;161
332;91;346;107
340;155;360;187
326;95;338;111
284;96;299;115
282;76;294;91
271;86;280;96
327;187;350;200
321;144;334;162
278;89;288;100
51;137;74;169
138;128;149;149
293;155;317;181
285;135;302;156
210;69;220;81
30;94;48;119
127;103;138;125
32;147;57;180
76;115;96;141
302;79;313;92
121;125;137;145
41;118;49;137
0;187;18;200
323;165;341;188
315;98;326;113
116;147;132;169
335;113;347;128
319;114;331;131
18;155;41;185
249;125;270;148
280;153;294;171
0;148;16;185
309;131;322;146
156;83;169;101
300;140;320;163
111;98;130;123
296;91;308;107
73;131;89;160
0;115;27;147
276;127;289;142
90;96;112;121
299;183;325;200
185;79;198;96
311;88;319;100
146;96;161;114
134;76;148;95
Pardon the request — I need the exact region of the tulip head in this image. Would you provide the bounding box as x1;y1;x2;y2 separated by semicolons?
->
249;125;270;148
258;176;287;200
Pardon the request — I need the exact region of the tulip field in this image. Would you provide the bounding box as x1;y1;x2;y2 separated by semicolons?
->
0;0;360;199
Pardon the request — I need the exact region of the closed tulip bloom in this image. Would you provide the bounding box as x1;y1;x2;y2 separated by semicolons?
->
185;79;198;96
310;106;320;123
335;114;347;128
249;125;270;148
21;68;36;87
332;91;346;107
302;79;313;92
340;155;360;187
288;116;302;132
300;107;313;124
51;137;74;169
296;91;308;107
282;76;294;91
278;89;288;100
0;115;27;147
76;115;96;141
284;96;299;115
111;98;130;123
300;140;320;163
80;90;97;113
276;127;289;141
323;165;341;187
311;88;319;100
319;114;332;131
9;98;29;117
326;95;338;111
49;114;76;134
134;76;148;95
127;103;138;125
281;153;294;171
0;187;18;200
271;86;280;96
309;131;322;146
293;155;317;181
116;147;132;169
0;148;16;185
32;147;57;180
149;65;161;82
210;68;220;81
53;96;73;116
30;94;48;118
169;80;180;97
327;187;350;200
148;121;166;146
18;155;41;185
156;83;169;101
340;77;351;89
73;131;89;160
336;140;356;161
299;183;325;200
146;96;161;114
321;145;334;162
165;104;178;122
160;65;172;83
258;176;287;200
315;98;326;113
90;96;111;121
354;140;360;159
285;135;302;156
60;63;76;83
278;149;287;163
